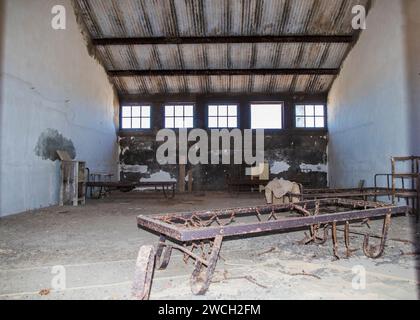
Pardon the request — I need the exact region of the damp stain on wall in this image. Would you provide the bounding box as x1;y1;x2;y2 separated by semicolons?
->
34;128;76;161
119;133;329;190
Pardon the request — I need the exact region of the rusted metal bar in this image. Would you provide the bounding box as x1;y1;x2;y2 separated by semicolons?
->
141;198;386;223
190;235;223;295
135;199;407;298
290;187;418;204
138;215;184;241
363;212;392;259
332;222;339;260
155;236;173;270
155;235;166;268
392;156;420;162
390;156;420;220
416;174;420;222
169;206;405;242
132;245;155;300
137;199;407;242
158;241;209;266
344;221;351;258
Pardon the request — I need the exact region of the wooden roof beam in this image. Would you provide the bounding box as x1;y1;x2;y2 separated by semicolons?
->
108;69;339;77
93;35;354;46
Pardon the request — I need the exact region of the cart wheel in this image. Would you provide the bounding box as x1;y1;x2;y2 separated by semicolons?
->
132;245;156;300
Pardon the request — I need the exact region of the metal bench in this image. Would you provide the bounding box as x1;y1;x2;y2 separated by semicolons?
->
86;181;176;199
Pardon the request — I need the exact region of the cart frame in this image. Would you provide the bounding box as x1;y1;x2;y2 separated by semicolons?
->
133;198;408;299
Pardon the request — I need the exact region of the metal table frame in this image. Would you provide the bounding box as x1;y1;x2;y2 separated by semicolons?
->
132;198;408;299
86;181;176;199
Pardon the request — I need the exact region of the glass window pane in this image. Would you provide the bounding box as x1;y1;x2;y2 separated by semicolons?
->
296;117;305;128
208;117;218;128
142;106;151;117
305;105;315;116
251;104;282;129
315;117;325;128
315;105;324;116
219;117;228;128
122;106;131;117
142;117;151;129
165;105;174;116
228;117;237;128
174;117;184;128
306;117;315;128
228;105;237;116
184;105;194;117
132;118;141;129
184;117;194;128
122;118;131;129
165;117;174;128
208;105;218;116
131;106;141;117
296;105;305;116
175;105;184;117
219;105;228;116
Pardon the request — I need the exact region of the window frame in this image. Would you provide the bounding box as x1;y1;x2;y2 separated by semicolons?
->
249;102;284;130
206;103;240;129
164;103;195;129
294;103;327;130
120;105;152;131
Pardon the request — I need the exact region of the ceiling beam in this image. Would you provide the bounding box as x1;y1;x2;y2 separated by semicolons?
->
108;69;339;77
93;35;354;46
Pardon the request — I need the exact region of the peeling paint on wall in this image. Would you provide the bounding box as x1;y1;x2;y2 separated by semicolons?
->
34;128;76;161
120;146;130;155
300;163;328;173
270;161;291;174
121;164;148;173
140;170;176;182
119;133;328;189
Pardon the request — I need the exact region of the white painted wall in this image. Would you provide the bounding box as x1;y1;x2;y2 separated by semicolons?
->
405;0;420;155
328;0;416;188
0;0;119;216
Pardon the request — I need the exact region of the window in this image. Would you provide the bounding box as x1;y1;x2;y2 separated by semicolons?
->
121;105;151;129
250;103;283;129
165;105;194;128
208;104;238;128
295;105;325;128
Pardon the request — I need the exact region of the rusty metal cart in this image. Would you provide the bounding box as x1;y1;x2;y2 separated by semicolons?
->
133;198;408;300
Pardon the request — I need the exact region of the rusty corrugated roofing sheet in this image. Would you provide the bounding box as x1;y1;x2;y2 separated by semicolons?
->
113;74;335;95
74;0;369;95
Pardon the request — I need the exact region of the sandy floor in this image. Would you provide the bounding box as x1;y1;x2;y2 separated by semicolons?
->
0;191;419;300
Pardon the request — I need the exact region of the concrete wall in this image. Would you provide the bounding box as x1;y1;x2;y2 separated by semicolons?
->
119;94;329;191
328;0;415;188
0;0;119;216
405;0;420;155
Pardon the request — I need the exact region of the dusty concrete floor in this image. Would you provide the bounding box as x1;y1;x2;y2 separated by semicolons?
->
0;191;419;300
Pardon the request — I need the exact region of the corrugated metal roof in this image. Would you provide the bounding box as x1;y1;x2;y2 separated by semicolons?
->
95;42;349;71
113;74;335;95
74;0;369;95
